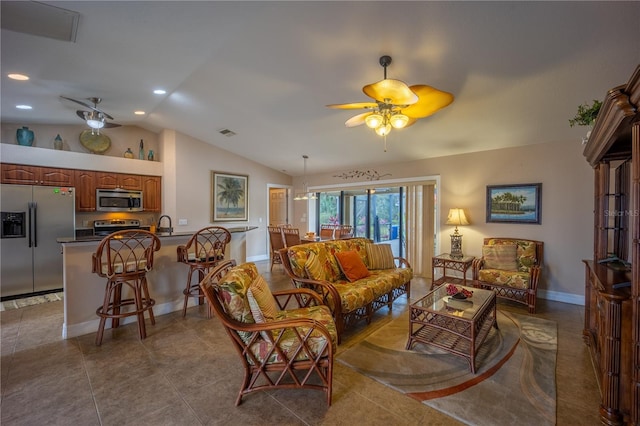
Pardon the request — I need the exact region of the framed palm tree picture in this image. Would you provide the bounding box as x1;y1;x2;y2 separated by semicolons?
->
486;183;541;224
212;171;248;222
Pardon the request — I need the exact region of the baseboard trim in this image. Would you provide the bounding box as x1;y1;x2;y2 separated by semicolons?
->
539;289;584;306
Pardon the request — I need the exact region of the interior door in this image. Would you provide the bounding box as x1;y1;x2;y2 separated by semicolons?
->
269;188;288;225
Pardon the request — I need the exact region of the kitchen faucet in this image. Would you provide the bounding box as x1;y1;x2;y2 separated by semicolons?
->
157;215;173;234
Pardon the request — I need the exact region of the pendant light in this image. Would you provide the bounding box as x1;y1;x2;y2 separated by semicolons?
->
294;155;317;201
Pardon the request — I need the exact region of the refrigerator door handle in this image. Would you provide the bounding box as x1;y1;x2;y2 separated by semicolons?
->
28;202;34;247
32;202;38;247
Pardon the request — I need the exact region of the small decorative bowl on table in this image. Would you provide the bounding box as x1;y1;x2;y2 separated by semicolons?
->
445;283;473;300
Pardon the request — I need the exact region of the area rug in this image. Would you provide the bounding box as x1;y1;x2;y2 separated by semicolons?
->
337;310;556;426
0;291;63;311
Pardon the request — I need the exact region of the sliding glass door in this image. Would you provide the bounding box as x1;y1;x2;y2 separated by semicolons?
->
317;187;405;258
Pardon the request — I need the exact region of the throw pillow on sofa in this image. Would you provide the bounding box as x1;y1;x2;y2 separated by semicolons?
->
305;251;327;281
247;275;279;322
335;250;370;282
366;243;395;269
482;244;518;271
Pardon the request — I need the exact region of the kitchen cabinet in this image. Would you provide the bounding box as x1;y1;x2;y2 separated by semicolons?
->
1;163;161;213
96;172;142;190
142;175;162;212
74;170;97;212
1;163;74;186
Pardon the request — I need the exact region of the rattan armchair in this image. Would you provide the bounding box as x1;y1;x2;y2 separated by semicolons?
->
200;260;336;406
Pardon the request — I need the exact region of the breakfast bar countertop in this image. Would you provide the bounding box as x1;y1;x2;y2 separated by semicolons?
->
57;225;258;244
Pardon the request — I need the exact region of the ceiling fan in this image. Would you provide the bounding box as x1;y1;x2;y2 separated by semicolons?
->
59;96;121;132
327;55;454;150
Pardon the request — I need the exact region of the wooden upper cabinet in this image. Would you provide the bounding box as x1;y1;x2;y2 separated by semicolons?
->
1;163;40;184
142;176;162;212
1;164;73;186
95;172;142;190
39;167;74;186
74;170;97;212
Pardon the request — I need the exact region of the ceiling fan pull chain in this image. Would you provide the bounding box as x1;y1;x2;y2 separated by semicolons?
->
383;134;387;152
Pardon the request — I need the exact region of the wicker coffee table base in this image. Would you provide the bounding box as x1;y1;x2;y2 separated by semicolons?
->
406;286;498;373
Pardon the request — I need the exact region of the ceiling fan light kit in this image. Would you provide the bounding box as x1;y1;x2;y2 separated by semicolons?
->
327;55;454;151
60;96;121;134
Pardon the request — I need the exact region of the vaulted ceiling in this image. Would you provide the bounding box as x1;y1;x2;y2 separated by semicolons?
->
2;1;639;175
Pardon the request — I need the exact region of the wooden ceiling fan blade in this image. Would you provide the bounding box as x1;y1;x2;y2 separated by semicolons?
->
326;102;378;110
345;112;372;128
103;122;121;128
404;117;418;127
403;85;454;119
363;79;418;105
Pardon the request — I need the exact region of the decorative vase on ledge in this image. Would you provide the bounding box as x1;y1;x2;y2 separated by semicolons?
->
16;126;34;146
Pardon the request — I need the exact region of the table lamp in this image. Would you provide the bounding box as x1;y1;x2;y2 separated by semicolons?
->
446;208;469;258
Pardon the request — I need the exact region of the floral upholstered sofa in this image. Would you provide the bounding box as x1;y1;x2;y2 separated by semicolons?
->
472;237;543;313
279;237;412;341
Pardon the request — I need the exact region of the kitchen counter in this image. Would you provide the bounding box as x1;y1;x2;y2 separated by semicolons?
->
58;226;258;243
57;225;258;339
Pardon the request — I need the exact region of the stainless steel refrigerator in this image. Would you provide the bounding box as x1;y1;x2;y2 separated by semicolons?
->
1;184;75;298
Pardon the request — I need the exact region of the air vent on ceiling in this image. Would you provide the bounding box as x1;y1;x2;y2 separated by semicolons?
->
1;1;80;42
218;129;236;137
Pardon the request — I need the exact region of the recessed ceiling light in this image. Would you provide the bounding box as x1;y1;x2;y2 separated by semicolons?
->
8;73;29;81
16;105;32;110
153;89;166;95
134;111;145;115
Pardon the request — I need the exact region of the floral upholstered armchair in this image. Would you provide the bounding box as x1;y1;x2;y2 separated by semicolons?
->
472;238;543;313
199;260;336;406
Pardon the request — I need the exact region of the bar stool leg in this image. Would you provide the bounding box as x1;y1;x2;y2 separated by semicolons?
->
95;279;114;346
182;267;196;318
134;277;147;340
141;275;155;325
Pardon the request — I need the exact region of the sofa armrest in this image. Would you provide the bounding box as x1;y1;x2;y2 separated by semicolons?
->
394;256;412;269
529;264;542;291
472;258;485;280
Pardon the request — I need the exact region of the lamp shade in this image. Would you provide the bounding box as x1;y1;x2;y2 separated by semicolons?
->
365;113;383;129
446;208;469;226
390;113;409;129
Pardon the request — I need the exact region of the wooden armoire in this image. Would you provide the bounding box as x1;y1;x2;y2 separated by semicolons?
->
583;64;639;426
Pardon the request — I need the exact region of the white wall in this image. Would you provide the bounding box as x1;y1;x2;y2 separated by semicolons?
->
295;139;593;303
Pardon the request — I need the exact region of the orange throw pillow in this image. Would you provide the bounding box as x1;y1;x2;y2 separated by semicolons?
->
334;250;370;282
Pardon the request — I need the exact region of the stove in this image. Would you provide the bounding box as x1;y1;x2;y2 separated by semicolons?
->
93;219;141;237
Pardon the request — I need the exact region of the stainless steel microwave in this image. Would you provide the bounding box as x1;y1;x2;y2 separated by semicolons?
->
96;189;143;212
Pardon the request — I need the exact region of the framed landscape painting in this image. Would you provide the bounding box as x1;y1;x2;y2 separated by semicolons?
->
212;171;248;222
486;183;541;224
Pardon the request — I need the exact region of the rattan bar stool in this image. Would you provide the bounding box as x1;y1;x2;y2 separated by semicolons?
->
177;226;231;318
91;230;161;346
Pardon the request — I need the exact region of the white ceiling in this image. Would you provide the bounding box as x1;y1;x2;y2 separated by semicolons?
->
2;1;639;176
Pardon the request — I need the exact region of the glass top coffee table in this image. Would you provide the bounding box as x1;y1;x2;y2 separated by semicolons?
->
406;283;498;373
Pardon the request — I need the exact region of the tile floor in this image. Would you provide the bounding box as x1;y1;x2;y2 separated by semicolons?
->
1;260;601;425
